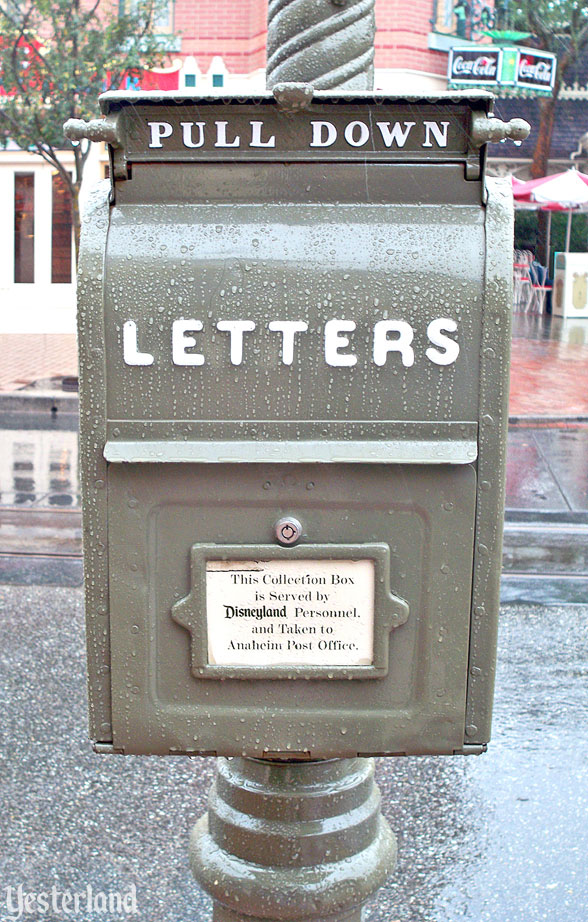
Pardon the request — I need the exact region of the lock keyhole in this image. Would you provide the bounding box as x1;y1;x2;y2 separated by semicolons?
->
275;516;303;546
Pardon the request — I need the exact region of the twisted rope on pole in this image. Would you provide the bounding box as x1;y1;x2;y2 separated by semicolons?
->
266;0;375;90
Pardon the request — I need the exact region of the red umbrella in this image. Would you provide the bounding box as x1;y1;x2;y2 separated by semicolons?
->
512;169;588;258
512;169;588;204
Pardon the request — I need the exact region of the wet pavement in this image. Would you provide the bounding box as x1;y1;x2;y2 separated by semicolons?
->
506;424;588;519
0;420;79;509
510;315;588;419
0;410;82;587
0;584;586;922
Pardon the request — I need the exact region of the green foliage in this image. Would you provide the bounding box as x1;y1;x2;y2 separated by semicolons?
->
510;0;588;63
0;0;172;251
514;210;539;250
515;210;588;274
550;212;588;262
0;0;167;153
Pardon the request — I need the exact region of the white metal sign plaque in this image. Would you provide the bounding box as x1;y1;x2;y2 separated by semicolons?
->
206;559;375;667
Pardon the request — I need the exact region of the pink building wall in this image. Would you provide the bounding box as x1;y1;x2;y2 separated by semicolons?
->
172;0;451;78
375;0;446;75
174;0;269;73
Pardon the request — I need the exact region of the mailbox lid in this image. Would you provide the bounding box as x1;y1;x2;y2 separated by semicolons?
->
100;92;491;451
100;89;494;172
103;163;485;445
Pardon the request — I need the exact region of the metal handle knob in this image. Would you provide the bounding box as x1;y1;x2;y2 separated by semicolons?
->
470;114;531;148
63;116;121;148
272;82;315;111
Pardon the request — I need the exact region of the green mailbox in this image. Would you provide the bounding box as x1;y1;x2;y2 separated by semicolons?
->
74;87;518;760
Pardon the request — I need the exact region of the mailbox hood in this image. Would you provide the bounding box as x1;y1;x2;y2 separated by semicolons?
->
62;87;529;185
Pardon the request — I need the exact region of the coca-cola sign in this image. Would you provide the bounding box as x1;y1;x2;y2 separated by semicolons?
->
516;51;556;90
449;48;501;84
448;45;557;93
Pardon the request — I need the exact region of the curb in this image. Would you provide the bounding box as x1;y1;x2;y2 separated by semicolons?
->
509;415;588;426
0;392;79;414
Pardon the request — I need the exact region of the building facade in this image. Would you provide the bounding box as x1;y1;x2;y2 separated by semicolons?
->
135;0;490;95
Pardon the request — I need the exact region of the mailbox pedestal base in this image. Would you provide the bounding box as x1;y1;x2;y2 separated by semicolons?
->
190;756;396;922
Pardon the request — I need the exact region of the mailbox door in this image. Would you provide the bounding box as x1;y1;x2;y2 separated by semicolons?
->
107;460;476;757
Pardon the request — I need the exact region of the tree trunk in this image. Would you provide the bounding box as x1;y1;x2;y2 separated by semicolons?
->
530;79;561;265
528;44;571;182
530;91;558;180
535;211;549;267
72;184;82;268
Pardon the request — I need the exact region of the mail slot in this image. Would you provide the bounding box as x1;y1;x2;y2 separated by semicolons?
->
77;88;514;759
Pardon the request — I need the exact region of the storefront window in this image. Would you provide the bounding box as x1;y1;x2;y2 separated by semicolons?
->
14;173;35;284
51;172;73;284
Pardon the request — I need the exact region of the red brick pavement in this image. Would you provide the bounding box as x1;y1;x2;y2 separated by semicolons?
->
509;336;588;418
1;332;587;419
0;334;78;393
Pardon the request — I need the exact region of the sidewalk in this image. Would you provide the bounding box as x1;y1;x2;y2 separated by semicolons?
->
510;315;588;419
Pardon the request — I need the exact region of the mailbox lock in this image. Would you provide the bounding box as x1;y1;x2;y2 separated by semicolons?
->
275;516;303;546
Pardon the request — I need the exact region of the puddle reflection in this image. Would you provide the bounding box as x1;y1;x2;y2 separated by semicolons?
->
0;429;79;508
512;313;588;345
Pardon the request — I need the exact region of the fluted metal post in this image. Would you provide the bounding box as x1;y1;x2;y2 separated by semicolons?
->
191;757;396;922
266;0;376;90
